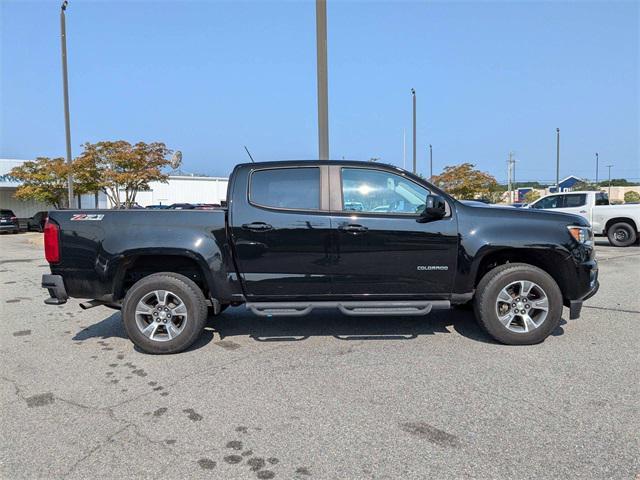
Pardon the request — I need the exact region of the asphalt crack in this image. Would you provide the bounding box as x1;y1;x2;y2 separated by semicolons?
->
583;305;640;315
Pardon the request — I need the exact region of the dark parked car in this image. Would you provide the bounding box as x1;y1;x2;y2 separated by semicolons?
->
0;209;19;234
27;211;48;232
42;160;599;354
194;203;221;210
168;203;196;210
115;203;144;209
145;205;170;209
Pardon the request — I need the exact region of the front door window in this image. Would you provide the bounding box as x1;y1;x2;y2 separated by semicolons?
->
341;168;429;214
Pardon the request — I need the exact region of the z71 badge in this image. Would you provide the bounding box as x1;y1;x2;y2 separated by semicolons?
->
70;214;104;221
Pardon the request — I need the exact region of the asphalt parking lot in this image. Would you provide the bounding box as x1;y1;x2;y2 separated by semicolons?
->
1;232;638;479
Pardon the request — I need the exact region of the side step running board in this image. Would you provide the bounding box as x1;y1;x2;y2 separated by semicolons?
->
246;300;450;317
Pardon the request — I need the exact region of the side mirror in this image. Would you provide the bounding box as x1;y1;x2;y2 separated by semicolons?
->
421;194;446;219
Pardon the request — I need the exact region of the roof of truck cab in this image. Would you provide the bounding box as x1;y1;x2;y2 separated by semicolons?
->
235;160;406;171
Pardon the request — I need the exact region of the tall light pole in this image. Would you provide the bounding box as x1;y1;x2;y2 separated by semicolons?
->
60;0;74;208
402;129;406;170
606;164;613;198
507;154;512;204
595;152;599;185
411;88;416;174
315;0;329;160
429;144;433;181
555;128;560;192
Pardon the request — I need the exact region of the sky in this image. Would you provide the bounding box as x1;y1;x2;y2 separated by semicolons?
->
1;0;638;183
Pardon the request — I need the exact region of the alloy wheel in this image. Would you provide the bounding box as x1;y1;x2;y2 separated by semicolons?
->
134;290;188;342
495;280;549;333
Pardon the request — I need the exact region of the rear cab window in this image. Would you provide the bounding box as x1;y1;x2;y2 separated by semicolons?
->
1;210;15;216
595;193;609;206
250;167;320;210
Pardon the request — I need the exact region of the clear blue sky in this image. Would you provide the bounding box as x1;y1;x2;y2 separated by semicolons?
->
1;0;638;183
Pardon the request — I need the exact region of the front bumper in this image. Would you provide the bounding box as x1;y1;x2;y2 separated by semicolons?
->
42;274;68;305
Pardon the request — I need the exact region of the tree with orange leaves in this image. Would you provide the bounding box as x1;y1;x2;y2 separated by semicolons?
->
431;163;498;200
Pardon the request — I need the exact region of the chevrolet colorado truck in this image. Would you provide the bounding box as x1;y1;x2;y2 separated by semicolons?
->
527;190;640;247
42;161;599;353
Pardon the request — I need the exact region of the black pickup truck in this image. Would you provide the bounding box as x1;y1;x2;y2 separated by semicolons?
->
42;161;599;353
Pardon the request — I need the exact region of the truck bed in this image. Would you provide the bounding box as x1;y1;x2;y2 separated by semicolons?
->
47;209;231;301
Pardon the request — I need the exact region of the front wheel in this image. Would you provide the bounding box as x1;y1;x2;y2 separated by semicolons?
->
122;273;208;354
607;222;637;247
474;263;563;345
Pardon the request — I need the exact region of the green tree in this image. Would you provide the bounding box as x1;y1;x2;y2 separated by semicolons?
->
75;141;172;208
431;163;498;200
624;191;640;203
9;157;101;209
572;181;600;191
10;157;71;209
599;178;640;187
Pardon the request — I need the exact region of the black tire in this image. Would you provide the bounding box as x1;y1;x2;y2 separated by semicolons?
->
473;263;563;345
122;272;208;354
606;222;637;247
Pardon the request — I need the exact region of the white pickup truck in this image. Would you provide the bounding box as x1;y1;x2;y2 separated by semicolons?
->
527;191;640;247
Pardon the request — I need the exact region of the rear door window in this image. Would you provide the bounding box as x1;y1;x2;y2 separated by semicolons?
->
250;167;320;210
563;194;586;208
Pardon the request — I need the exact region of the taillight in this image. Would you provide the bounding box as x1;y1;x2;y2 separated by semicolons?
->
10;216;17;222
44;220;60;263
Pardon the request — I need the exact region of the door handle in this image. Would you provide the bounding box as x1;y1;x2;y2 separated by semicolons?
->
339;224;368;233
242;222;273;231
579;210;587;214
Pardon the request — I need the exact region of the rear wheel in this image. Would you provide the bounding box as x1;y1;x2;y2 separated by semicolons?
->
607;222;637;247
474;263;563;345
122;273;207;354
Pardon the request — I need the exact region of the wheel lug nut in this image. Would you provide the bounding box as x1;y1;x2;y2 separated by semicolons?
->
512;303;516;307
163;319;167;323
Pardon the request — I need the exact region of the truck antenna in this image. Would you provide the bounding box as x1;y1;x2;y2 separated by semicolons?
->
244;146;255;163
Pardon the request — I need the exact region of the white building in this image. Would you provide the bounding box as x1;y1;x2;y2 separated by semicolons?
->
0;159;229;216
133;175;228;207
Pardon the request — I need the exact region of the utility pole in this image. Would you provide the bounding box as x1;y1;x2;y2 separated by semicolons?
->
411;88;416;174
555;128;560;192
60;0;74;208
506;152;517;203
606;164;613;198
429;144;433;181
315;0;329;160
595;152;599;185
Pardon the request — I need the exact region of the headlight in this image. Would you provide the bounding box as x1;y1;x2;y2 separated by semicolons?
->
567;226;593;244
